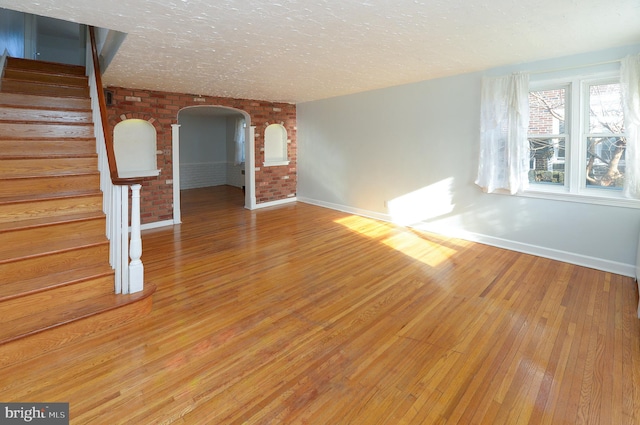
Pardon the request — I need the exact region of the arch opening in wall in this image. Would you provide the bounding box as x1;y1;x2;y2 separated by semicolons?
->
173;105;255;217
263;123;289;166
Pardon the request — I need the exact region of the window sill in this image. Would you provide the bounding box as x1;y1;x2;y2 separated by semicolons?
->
519;186;640;209
263;160;290;167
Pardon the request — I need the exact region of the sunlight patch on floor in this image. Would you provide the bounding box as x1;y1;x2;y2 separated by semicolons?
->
335;215;457;267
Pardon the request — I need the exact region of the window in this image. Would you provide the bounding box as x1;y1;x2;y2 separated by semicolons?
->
476;55;640;204
526;73;631;205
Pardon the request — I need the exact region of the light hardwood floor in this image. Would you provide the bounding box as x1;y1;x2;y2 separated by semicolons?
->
1;185;639;424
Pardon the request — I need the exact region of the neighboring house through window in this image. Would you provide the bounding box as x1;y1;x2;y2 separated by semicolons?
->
528;75;625;194
476;53;640;208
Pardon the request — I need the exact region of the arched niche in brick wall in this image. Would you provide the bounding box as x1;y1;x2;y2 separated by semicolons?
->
263;123;289;166
113;118;160;178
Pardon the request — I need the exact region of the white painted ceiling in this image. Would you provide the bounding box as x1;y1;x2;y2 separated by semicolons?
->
1;0;639;103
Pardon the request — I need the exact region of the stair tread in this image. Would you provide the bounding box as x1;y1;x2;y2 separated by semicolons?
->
0;106;92;124
0;152;97;159
6;57;86;76
0;152;98;159
1;79;89;99
0;218;107;263
0;285;156;345
0;156;98;179
3;68;88;87
0;171;100;180
0;267;114;302
0;243;111;293
0;122;94;140
0;92;91;110
0;210;104;232
0;139;95;157
0;189;102;203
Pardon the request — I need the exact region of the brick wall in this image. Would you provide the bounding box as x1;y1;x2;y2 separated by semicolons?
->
105;86;297;225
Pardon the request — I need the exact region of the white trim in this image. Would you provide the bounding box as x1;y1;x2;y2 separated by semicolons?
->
126;219;174;232
518;188;640;209
527;71;632;205
297;196;636;278
174;106;256;215
253;196;297;209
140;219;174;231
416;226;636;278
263;160;290;167
0;48;8;90
246;125;257;209
171;124;182;224
297;196;389;222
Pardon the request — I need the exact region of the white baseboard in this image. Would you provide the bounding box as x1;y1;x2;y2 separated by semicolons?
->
297;196;636;278
254;196;297;209
140;219;174;231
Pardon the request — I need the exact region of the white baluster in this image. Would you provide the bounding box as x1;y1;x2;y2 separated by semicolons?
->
129;184;144;293
113;186;122;294
121;185;129;293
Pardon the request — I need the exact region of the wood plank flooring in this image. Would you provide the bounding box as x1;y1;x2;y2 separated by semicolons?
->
1;185;639;424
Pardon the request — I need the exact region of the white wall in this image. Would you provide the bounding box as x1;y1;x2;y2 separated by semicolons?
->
297;44;640;276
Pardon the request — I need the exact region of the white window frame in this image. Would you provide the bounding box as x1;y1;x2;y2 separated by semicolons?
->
522;71;640;209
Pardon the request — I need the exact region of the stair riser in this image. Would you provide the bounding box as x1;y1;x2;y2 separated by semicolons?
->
3;69;88;88
0;106;92;124
0;122;94;139
0;218;107;262
0;243;111;290
0;194;103;224
0;157;98;178
6;57;86;76
1;80;89;98
0;93;91;110
0;275;114;323
0;139;96;158
0;174;100;199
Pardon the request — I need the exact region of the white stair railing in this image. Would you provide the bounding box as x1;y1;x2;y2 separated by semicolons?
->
86;27;145;294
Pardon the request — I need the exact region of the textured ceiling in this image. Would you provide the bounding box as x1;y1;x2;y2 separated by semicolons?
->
1;0;639;103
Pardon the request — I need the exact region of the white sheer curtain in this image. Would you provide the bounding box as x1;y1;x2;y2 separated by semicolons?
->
475;73;530;195
234;117;245;165
621;53;640;199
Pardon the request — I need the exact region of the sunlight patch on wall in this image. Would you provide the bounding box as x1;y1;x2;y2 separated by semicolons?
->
388;178;455;226
334;214;457;268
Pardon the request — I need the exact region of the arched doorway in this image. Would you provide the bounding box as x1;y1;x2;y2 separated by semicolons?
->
172;106;255;222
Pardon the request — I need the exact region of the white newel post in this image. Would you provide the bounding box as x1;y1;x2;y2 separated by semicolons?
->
129;184;144;294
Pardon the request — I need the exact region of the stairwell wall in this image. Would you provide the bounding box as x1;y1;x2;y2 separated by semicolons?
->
105;86;297;225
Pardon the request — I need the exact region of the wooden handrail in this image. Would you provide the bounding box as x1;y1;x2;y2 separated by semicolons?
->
88;26;145;186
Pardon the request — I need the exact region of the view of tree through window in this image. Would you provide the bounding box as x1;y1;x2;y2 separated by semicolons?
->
586;83;625;188
527;80;626;190
528;88;566;185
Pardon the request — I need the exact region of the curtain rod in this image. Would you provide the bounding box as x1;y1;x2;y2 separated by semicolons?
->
527;58;622;75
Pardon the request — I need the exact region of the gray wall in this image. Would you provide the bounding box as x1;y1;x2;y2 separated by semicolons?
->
297;44;640;276
0;8;25;57
179;114;228;189
179;112;245;190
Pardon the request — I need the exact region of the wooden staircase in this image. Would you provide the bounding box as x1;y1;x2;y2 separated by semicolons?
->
0;57;154;366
